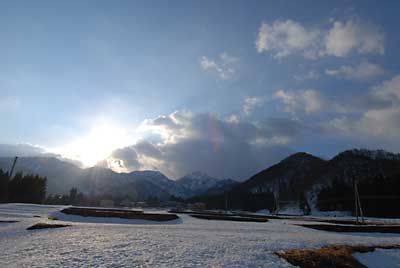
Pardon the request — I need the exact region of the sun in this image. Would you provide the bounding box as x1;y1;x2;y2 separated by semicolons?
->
55;123;133;167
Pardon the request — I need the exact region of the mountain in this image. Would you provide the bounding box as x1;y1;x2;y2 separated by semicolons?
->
0;157;230;201
4;148;398;216
243;152;326;197
193;149;400;217
310;149;400;188
242;149;400;198
203;179;240;195
177;172;219;194
176;171;238;196
128;170;188;198
0;157;83;194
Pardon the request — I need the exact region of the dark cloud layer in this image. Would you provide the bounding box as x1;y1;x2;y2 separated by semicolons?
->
108;111;296;180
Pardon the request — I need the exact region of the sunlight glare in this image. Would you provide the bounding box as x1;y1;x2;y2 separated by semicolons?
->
55;123;134;167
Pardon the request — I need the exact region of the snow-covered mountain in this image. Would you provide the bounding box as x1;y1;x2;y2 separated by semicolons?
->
203;178;240;195
0;157;232;200
177;172;220;193
177;171;238;196
129;170;189;198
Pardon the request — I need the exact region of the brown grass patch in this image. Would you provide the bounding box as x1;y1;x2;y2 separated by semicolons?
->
277;244;400;268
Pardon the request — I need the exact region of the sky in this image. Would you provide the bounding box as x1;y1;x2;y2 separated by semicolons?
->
1;0;400;180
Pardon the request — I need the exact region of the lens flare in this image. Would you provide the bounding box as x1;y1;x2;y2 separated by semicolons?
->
53;123;133;167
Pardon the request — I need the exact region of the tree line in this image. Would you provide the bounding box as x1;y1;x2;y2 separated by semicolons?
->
45;187;143;207
188;187;311;215
318;173;400;218
0;169;47;204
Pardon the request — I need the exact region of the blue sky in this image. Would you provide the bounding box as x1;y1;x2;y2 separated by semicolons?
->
1;0;400;179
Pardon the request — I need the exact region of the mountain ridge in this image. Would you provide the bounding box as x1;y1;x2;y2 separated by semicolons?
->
1;148;399;215
0;157;232;200
207;148;400;216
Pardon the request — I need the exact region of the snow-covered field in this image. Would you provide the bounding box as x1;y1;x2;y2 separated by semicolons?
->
1;204;400;267
354;249;400;268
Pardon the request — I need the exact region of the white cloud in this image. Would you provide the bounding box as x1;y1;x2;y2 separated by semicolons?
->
256;18;385;59
242;96;266;114
358;107;400;139
138;110;192;144
200;53;238;80
372;75;400;103
325;61;385;81
199;56;217;70
273;89;324;114
326;106;400;150
325;116;352;133
325;75;400;151
255;20;319;58
324;19;385;57
226;114;240;124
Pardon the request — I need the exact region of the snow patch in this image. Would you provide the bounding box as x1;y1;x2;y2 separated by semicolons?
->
278;205;303;216
311;210;352;217
354;249;400;268
255;209;271;215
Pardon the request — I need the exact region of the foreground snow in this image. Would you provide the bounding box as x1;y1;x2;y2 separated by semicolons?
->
354;249;400;268
1;204;400;267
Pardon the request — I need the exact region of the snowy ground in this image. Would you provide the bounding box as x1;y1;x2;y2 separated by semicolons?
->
0;204;400;268
354;249;400;268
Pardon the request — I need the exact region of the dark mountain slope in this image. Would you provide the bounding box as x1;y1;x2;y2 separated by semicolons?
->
242;152;327;200
192;149;400;217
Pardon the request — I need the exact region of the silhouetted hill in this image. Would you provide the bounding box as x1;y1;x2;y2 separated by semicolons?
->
243;152;326;197
192;149;400;217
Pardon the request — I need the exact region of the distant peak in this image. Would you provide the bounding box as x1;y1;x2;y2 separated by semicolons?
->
281;152;321;163
178;171;221;183
289;152;314;158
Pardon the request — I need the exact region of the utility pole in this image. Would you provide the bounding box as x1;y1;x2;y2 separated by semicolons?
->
353;177;358;223
224;191;228;212
353;176;364;224
8;157;18;178
274;185;280;215
355;179;364;223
